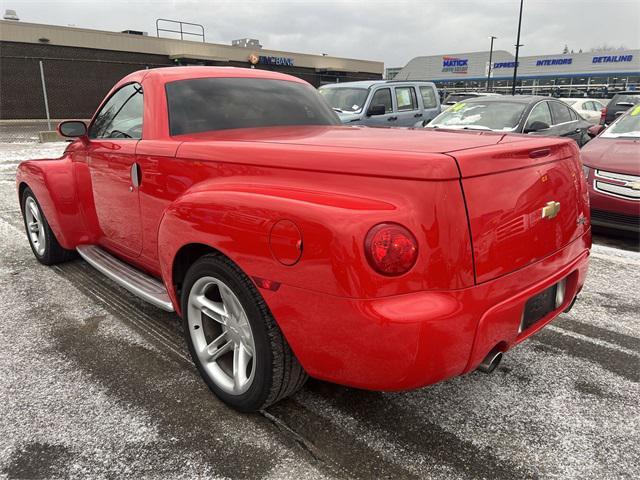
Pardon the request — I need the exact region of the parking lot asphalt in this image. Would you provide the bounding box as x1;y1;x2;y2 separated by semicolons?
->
1;143;639;479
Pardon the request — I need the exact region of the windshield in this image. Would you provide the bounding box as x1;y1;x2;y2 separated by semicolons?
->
444;94;473;104
601;107;640;138
428;101;527;131
613;94;640;106
318;87;369;113
166;78;340;135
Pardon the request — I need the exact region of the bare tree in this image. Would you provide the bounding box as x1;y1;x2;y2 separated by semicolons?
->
590;44;628;52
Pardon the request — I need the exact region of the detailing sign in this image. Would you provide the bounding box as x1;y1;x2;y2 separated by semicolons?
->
442;56;468;74
592;54;633;64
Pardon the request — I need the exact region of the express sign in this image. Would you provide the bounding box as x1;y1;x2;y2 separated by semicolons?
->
493;61;518;69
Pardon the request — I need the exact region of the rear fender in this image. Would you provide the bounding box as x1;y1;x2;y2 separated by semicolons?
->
157;184;403;311
16;153;88;249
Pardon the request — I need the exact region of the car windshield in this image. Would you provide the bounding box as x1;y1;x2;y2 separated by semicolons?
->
166;78;340;135
318;87;369;113
444;94;473;104
600;107;640;138
428;101;527;131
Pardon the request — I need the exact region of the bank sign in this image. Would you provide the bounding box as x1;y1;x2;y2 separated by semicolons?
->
442;56;468;74
249;54;294;67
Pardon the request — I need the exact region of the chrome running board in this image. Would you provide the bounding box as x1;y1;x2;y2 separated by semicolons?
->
76;245;174;312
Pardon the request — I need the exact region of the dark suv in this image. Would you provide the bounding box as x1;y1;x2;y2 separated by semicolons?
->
603;91;640;125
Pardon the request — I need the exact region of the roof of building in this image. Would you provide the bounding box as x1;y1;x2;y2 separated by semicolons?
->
0;20;383;74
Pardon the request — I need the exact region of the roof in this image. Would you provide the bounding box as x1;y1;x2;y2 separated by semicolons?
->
460;95;550;104
0;20;384;74
319;79;435;89
133;66;307;85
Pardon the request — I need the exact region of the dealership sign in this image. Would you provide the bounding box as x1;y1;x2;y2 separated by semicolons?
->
592;54;633;63
249;54;294;67
442;56;468;74
493;61;518;69
536;58;572;66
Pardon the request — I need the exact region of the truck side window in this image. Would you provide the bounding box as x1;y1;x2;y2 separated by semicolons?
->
395;87;417;111
370;88;393;113
419;86;437;108
89;83;143;139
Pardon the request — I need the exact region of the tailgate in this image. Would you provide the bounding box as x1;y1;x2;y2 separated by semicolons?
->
452;139;589;283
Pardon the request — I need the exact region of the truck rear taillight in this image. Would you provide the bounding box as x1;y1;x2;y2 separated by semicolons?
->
365;223;418;276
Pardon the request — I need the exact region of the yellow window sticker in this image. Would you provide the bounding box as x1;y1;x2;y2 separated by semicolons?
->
451;102;466;112
630;105;640;116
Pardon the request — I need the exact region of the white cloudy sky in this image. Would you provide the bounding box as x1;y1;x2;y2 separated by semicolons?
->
2;0;639;66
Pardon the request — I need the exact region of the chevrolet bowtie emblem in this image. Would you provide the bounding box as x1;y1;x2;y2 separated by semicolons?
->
541;201;561;219
627;181;640;191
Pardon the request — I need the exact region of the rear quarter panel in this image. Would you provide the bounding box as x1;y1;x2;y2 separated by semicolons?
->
157;144;476;312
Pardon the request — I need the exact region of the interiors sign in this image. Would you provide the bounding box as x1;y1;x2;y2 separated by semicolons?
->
442;56;468;74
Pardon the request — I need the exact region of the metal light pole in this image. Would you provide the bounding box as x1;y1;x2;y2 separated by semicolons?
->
511;0;524;95
486;36;497;91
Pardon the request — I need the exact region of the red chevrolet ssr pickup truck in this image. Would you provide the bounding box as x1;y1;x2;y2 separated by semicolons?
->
16;67;591;411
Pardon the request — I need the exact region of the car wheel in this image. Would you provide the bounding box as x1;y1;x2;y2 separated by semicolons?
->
181;254;307;412
21;187;75;265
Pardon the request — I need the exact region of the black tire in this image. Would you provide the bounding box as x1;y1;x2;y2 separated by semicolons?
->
181;254;307;412
21;187;75;265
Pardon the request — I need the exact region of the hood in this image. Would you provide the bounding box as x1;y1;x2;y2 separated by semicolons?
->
336;112;362;124
581;137;640;175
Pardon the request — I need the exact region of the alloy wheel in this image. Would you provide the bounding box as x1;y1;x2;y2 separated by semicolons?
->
187;276;256;395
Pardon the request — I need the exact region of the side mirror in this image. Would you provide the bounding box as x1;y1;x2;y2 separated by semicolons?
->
366;104;386;117
524;121;550;134
587;124;604;137
57;120;87;138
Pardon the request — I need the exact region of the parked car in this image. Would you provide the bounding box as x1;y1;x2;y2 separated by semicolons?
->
582;107;640;233
425;95;593;147
443;92;501;106
602;91;640;125
560;98;606;124
318;80;441;127
16;67;590;412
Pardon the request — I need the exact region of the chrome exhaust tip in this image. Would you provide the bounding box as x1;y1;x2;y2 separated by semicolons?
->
477;350;503;374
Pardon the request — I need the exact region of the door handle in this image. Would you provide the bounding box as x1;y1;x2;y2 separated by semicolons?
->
130;162;141;189
388;116;398;121
574;128;582;133
414;113;423;118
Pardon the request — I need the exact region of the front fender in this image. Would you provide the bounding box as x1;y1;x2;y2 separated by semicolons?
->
16;153;88;249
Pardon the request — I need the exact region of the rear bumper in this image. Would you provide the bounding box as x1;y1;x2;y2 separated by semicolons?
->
264;230;591;391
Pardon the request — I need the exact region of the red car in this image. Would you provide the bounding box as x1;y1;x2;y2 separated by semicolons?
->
16;67;591;411
582;107;640;234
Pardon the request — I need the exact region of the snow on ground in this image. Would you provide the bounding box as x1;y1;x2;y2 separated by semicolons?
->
0;141;639;479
